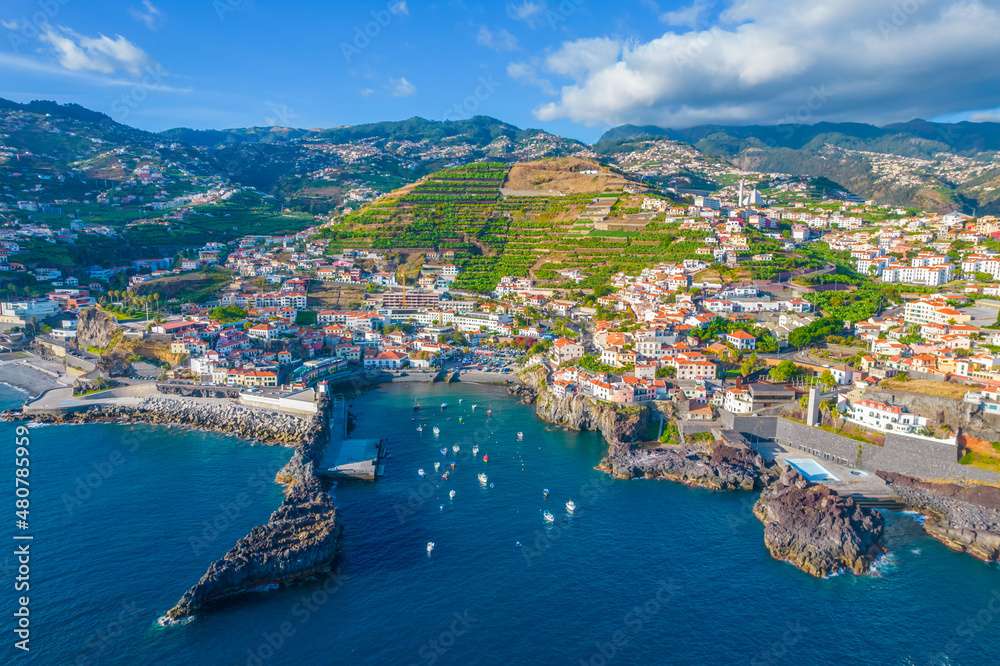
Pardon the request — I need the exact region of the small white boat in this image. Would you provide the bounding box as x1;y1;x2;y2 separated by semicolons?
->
458;416;464;424
471;404;478;411
449;489;456;500
417;468;425;477
416;424;423;432
433;462;441;472
426;541;435;555
472;445;480;456
565;500;576;514
543;488;550;499
459;399;464;404
516;432;524;441
432;426;440;437
478;473;488;485
542;511;555;524
440;402;448;410
452;444;460;454
486;408;493;416
440;447;448;456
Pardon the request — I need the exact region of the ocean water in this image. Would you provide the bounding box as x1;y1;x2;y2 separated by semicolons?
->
2;382;999;666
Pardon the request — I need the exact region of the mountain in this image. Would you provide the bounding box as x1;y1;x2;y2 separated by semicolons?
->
596;119;1000;212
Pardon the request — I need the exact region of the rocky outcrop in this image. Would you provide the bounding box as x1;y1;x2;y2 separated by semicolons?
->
512;365;649;445
76;307;120;350
600;439;774;491
3;391;342;624
878;472;1000;563
159;472;339;625
754;468;886;577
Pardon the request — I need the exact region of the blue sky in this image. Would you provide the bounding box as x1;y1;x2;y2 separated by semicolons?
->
2;1;1000;142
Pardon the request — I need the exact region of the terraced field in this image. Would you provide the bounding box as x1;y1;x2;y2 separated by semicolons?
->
319;159;713;292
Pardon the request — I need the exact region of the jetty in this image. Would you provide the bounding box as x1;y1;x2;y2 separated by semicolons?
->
318;395;384;480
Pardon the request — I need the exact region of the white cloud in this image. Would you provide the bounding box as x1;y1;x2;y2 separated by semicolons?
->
359;87;375;97
477;26;519;52
390;1;409;16
0;51;189;92
130;0;163;30
660;0;712;28
508;1;545;25
545;37;620;79
40;26;151;77
534;0;1000;128
389;76;416;97
507;61;554;95
1;19;20;30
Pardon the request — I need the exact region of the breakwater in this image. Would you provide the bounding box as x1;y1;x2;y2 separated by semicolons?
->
2;394;341;623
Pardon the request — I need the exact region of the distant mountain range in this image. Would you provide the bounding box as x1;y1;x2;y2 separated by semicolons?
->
4;96;1000;213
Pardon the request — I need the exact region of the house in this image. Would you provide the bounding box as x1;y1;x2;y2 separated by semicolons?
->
724;330;756;351
551;337;584;364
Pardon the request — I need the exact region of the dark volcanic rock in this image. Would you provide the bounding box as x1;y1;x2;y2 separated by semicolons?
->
600;439;773;491
754;468;886;577
878;472;1000;563
159;474;339;624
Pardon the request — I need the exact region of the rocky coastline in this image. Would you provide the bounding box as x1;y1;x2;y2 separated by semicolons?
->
510;365;649;445
754;468;886;577
599;438;775;491
2;394;341;624
878;471;1000;563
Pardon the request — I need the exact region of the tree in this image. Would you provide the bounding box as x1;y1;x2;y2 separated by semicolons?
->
769;360;802;383
739;353;759;378
818;369;836;390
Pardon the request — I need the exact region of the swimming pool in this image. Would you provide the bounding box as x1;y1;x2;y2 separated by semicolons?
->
786;457;840;482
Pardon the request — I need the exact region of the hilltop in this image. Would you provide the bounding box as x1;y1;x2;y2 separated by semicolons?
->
596;119;1000;213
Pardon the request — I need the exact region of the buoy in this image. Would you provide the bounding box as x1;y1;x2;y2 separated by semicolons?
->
483;454;489;463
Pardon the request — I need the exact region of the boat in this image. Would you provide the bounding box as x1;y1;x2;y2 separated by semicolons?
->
448;489;456;500
414;403;422;411
486;408;493;416
416;425;423;433
450;462;456;470
543;488;550;499
477;473;488;485
452;444;460;454
565;500;576;514
458;416;464;424
441;471;450;480
471;445;479;456
542;511;555;524
426;541;435;554
433;462;441;472
516;432;524;441
471;404;478;411
417;468;425;477
440;447;448;456
440;402;448;410
459;399;463;404
432;426;441;437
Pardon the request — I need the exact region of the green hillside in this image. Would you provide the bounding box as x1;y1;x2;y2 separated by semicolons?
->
318;159;715;293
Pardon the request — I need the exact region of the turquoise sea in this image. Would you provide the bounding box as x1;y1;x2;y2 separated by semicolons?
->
2;382;999;665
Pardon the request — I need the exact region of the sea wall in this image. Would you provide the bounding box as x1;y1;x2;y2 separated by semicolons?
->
713;413;999;483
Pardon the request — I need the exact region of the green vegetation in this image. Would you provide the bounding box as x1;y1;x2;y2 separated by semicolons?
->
209;305;248;323
787;317;844;349
769;360;803;383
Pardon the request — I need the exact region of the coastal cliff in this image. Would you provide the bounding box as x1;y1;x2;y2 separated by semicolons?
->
754;468;886;577
512;365;649;444
599;438;774;491
878;472;1000;563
